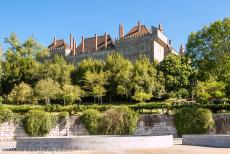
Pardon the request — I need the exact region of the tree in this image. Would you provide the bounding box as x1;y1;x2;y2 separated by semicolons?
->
38;55;74;87
34;78;61;104
159;53;193;98
131;55;163;101
196;79;226;102
105;53;133;101
71;58;104;86
61;84;83;105
2;33;42;94
7;82;33;105
83;71;108;104
186;18;230;81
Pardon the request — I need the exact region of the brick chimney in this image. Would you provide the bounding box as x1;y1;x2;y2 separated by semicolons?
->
81;36;85;52
169;40;172;46
138;21;141;32
73;37;75;54
74;42;77;55
119;24;124;38
104;32;107;48
53;37;56;45
70;34;72;49
95;34;98;51
158;24;164;32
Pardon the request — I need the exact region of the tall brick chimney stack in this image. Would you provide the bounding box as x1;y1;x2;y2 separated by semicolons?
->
74;42;77;55
53;37;56;45
119;24;124;38
158;24;164;32
104;32;108;48
73;37;75;54
82;36;85;52
138;21;141;32
70;34;72;49
95;34;98;51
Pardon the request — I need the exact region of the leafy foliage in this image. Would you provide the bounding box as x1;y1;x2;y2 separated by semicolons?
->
186;18;230;81
196;79;226;102
7;82;33;105
100;107;139;135
80;107;139;135
61;84;83;105
23;110;52;136
174;107;214;136
80;109;102;134
0;107;14;123
34;78;61;104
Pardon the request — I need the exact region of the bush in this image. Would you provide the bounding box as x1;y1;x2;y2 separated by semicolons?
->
80;107;139;135
174;107;214;137
23;110;52;136
58;111;69;124
0;107;14;123
100;107;139;135
80;109;102;134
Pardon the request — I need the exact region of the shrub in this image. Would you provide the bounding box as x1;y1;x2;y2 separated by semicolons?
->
0;107;14;123
174;107;214;137
80;107;139;135
100;107;139;135
23;110;52;136
80;109;102;134
58;111;69;124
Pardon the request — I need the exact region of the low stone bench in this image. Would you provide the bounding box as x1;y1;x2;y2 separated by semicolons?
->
16;135;173;151
182;135;230;148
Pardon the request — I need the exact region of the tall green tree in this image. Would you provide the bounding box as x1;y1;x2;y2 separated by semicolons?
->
71;58;104;86
2;33;42;94
132;55;164;101
105;53;133;101
39;55;74;86
83;71;108;104
159;53;193;98
186;18;230;81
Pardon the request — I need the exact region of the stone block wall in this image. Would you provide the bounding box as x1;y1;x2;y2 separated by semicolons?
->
134;115;177;137
0;114;230;141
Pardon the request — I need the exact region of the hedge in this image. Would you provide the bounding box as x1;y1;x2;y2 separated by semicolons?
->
2;102;230;114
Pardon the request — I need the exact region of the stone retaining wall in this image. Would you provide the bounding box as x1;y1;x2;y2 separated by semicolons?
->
0;114;230;141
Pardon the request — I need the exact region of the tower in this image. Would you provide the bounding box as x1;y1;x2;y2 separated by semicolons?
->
119;24;124;38
179;44;185;56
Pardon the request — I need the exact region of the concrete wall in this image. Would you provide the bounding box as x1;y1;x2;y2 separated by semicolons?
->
16;135;173;150
182;135;230;148
1;114;230;141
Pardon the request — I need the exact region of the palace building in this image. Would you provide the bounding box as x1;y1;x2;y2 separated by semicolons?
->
48;22;184;63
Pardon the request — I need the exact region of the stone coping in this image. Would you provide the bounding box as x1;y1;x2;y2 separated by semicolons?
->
182;135;230;148
16;135;173;150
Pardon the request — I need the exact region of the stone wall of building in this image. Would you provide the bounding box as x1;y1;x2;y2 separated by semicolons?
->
0;114;230;141
66;49;115;64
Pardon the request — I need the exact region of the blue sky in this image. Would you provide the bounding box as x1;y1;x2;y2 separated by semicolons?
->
0;0;229;51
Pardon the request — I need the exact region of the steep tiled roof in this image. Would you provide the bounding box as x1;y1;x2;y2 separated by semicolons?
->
48;39;70;50
75;34;115;54
125;25;150;37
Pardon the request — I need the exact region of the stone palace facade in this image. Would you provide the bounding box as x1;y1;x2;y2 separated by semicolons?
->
48;22;184;63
